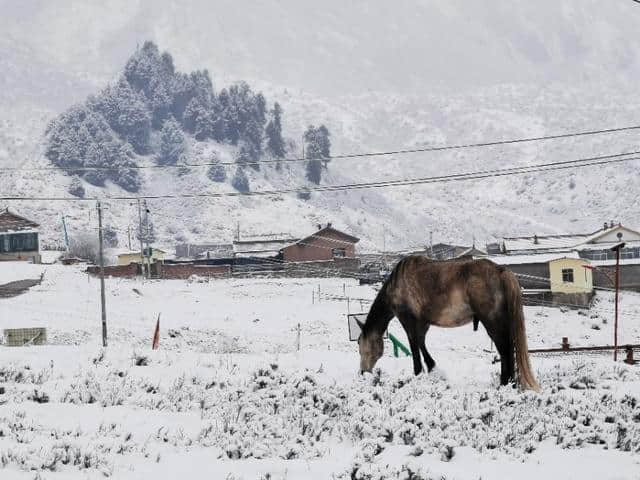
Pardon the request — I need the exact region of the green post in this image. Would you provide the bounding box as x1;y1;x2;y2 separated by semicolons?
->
388;333;410;357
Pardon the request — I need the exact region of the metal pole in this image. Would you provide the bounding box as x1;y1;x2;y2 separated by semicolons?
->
614;247;620;361
97;201;107;347
137;199;146;278
144;201;151;278
61;215;69;253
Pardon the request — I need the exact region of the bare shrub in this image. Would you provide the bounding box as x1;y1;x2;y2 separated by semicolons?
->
68;233;99;264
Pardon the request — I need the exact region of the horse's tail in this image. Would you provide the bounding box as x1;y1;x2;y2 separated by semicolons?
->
501;270;539;391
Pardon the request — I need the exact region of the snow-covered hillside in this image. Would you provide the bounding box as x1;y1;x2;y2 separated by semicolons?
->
2;1;640;252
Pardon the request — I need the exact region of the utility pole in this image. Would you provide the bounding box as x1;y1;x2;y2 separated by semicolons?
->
382;227;386;267
61;215;70;254
97;201;107;347
611;241;625;361
144;200;152;278
137;198;146;279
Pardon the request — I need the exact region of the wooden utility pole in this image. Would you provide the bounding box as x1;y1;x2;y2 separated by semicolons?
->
611;241;625;361
137;199;146;278
97;201;107;347
143;200;152;278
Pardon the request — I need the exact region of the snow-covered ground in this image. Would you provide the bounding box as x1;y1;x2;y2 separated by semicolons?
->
1;262;640;479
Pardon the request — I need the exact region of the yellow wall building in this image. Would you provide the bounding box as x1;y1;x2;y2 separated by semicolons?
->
117;248;166;266
549;257;593;294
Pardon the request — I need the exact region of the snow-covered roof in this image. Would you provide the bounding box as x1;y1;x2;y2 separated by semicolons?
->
233;238;296;257
0;229;38;235
295;226;360;246
502;225;640;253
589;258;640;267
580;225;640;245
484;251;581;265
502;234;591;252
0;208;39;234
576;240;640;251
115;248;166;256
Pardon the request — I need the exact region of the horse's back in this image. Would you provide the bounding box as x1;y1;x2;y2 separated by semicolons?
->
387;256;507;324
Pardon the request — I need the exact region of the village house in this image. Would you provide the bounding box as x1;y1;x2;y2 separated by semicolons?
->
280;224;359;263
117;248;167;266
486;252;594;306
413;242;486;260
0;208;41;263
482;222;640;303
234;236;298;259
175;243;233;260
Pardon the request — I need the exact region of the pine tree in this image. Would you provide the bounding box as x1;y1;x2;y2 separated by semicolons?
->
207;160;227;182
265;102;285;161
231;167;250;192
304;125;323;184
124;41;175;128
68;176;85;198
236;143;258;169
157;117;186;165
137;208;156;244
317;124;331;167
90;78;151;154
303;124;331;183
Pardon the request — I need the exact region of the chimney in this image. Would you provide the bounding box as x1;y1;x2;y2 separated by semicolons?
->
603;222;608;230
317;224;322;230
327;222;332;228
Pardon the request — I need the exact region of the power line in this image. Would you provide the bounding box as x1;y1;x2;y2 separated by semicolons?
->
3;124;640;172
2;150;639;202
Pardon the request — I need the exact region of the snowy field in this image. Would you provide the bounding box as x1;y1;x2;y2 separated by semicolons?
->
1;262;640;479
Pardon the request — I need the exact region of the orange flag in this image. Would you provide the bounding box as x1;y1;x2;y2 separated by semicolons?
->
152;314;160;350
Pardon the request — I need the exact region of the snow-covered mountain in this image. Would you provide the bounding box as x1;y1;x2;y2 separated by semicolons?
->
2;1;640;253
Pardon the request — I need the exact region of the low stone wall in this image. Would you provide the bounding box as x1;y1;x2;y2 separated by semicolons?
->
87;263;140;278
158;263;230;279
87;263;230;279
233;257;361;278
593;264;640;292
523;290;594;308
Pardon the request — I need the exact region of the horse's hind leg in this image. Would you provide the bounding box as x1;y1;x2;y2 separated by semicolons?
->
420;325;435;372
483;318;515;386
420;344;435;372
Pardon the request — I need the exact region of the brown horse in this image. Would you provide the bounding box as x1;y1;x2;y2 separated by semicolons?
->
357;256;539;390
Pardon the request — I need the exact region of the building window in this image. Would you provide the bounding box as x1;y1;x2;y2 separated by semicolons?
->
562;268;574;283
0;233;38;253
332;248;346;258
621;249;634;260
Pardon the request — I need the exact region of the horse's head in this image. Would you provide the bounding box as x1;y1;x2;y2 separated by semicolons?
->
358;327;384;374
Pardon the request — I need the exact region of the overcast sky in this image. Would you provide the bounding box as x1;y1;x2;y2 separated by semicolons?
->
2;0;640;100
